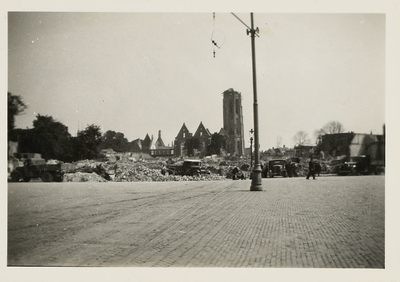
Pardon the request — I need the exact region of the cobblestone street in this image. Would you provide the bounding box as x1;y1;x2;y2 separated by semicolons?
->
8;175;385;269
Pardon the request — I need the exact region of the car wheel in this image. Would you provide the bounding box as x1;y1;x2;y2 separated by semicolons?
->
55;176;63;182
41;172;53;182
10;171;22;182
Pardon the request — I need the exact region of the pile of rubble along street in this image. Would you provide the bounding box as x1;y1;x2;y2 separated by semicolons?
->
63;172;108;182
61;159;226;182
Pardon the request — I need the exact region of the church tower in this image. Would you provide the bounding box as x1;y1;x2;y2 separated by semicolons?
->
222;88;245;156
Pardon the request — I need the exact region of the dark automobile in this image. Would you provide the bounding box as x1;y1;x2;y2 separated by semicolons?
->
10;158;64;182
327;159;344;174
338;156;369;176
268;159;287;178
163;159;210;177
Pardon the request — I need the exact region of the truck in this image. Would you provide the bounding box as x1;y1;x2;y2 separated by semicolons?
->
267;159;288;178
337;136;385;176
338;154;385;176
338;155;369;175
162;159;210;177
10;158;64;182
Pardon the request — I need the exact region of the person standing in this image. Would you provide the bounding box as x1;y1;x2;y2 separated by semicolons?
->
315;162;321;176
306;156;316;180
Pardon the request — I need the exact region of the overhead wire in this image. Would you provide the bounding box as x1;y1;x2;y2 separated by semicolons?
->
211;13;226;58
231;12;260;37
211;13;258;58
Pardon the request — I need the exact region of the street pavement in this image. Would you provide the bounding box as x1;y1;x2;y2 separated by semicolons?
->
7;175;385;268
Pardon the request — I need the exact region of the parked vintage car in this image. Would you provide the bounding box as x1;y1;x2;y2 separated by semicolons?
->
338;155;370;176
327;159;345;174
268;159;287;178
162;159;210;177
10;158;64;182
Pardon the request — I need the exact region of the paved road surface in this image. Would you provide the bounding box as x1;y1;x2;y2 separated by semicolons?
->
8;175;384;268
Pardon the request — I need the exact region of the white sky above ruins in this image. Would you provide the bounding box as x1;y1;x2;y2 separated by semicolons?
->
8;11;386;149
3;1;400;282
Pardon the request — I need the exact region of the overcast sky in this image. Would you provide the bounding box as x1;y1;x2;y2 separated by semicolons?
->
3;2;400;281
8;12;385;149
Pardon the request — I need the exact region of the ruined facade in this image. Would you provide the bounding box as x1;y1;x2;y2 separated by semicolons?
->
222;88;245;156
141;134;153;154
174;123;193;157
150;130;174;157
173;122;215;157
130;138;143;152
294;145;314;158
193;122;212;157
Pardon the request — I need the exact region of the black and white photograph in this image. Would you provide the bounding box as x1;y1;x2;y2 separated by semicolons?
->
3;0;400;281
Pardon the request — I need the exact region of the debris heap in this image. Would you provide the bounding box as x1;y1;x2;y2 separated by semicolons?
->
61;159;227;182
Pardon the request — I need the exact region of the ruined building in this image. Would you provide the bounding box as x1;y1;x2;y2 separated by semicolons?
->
141;134;153;154
150;130;174;157
174;123;193;157
193;121;212;156
173;122;213;157
222;88;245;156
130;133;153;154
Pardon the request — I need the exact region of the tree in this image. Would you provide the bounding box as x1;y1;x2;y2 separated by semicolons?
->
184;137;200;156
293;131;311;146
100;130;129;152
315;121;345;149
315;121;349;158
8;92;27;136
76;124;102;160
318;121;345;135
17;115;72;161
207;133;226;155
313;129;321;145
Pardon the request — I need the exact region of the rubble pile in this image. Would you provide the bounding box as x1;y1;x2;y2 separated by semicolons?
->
62;160;111;180
59;156;335;182
63;172;107;182
110;161;226;182
61;159;226;182
112;163;167;182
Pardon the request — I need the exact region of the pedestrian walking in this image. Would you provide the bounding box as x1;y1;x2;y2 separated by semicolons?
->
306;156;316;180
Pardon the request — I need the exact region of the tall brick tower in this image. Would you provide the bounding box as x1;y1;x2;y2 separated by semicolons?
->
222;88;245;156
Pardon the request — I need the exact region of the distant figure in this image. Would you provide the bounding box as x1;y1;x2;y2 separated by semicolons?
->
161;165;167;175
232;166;244;180
315;162;321;176
285;161;292;177
306;156;316;180
232;166;239;180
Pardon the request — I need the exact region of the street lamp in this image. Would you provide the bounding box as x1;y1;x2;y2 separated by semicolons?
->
249;129;254;168
247;13;262;191
230;12;262;191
